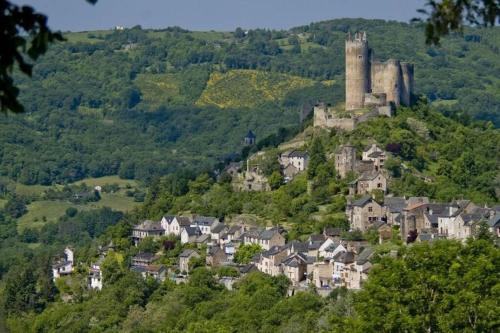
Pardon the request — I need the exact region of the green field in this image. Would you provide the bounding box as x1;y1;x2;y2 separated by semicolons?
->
16;176;142;231
73;175;138;188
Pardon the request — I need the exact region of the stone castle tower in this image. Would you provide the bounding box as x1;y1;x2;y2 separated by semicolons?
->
345;32;414;111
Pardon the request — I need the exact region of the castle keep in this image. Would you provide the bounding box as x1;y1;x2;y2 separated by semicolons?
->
314;31;414;130
345;31;414;111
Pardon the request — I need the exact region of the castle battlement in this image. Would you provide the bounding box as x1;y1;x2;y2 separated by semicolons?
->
314;31;413;131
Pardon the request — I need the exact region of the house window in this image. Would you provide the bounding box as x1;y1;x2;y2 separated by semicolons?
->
368;207;373;212
377;183;382;188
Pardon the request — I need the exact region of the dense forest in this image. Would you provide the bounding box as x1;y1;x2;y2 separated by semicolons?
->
1;18;499;185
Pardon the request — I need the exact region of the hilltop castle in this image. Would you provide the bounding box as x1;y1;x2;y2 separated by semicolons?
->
315;31;414;130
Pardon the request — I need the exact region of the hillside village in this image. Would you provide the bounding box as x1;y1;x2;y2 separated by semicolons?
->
51;32;500;297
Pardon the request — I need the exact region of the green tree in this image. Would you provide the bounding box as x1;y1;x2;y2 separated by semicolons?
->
234;243;262;264
307;137;326;179
417;0;500;44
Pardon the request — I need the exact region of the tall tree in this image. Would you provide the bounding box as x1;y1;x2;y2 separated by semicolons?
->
417;0;500;44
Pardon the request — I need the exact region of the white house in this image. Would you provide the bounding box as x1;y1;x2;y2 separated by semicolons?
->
89;257;104;290
181;226;202;244
280;150;309;172
52;247;74;281
169;216;192;236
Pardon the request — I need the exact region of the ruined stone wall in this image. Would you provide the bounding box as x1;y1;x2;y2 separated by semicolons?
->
345;33;370;111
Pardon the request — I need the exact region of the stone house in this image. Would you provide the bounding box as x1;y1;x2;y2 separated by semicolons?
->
132;220;164;245
346;196;385;232
384;196;407;226
210;223;227;244
281;253;310;286
334;145;357;179
206;246;227;267
179;249;199;274
256;246;288;276
220;225;245;244
352;170;387;195
243;227;286;250
282;164;299;182
313;259;334;289
181;226;202;244
402;203;452;241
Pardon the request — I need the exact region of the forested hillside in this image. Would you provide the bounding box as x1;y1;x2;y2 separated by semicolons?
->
2;18;500;186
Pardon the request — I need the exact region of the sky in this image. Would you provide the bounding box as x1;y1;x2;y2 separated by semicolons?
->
13;0;427;32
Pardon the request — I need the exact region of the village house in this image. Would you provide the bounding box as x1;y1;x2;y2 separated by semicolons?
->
220;224;245;244
332;251;355;287
206;246;228;267
243;227;286;250
345;247;373;290
281;252;311;286
52;247;74;281
160;215;176;235
312;259;334;289
131;252;157;267
362;144;387;171
195;234;211;246
439;211;488;240
384;196;407;226
256;246;288;276
334;145;357;179
318;239;347;259
191;216;219;235
131;265;166;282
168;216;192;236
402;202;452;241
132;220;164;245
279;150;309;181
210;222;228;244
181;226;202;244
88;257;104;290
351;170;387;195
346;196;385;232
179;249;199;274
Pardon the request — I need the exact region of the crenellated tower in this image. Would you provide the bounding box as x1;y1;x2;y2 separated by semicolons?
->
345;32;370;111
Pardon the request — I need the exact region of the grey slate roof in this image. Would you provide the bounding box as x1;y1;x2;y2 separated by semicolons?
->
183;226;202;236
211;223;227;233
384;197;407;213
358;170;383;181
352;195;373;207
356;247;374;265
179;249;198;258
259;228;281;240
193;216;218;226
133;252;156;262
333;251;355;264
177;216;192;226
134;220;163;231
488;213;500;227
